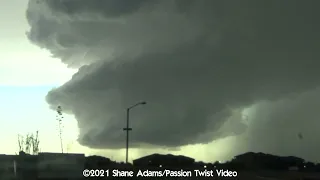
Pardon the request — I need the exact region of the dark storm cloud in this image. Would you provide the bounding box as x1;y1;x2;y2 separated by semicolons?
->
45;0;152;17
26;0;320;151
26;0;203;67
232;88;320;162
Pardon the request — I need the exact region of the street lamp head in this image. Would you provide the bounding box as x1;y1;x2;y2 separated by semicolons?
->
128;101;147;110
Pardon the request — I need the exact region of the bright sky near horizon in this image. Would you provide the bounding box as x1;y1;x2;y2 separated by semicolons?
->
0;0;82;155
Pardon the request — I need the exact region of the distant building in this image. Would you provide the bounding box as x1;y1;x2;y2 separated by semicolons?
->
133;154;195;168
85;155;117;169
232;152;257;170
233;152;305;171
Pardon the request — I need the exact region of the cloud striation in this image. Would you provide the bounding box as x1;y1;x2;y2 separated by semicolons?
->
26;0;320;158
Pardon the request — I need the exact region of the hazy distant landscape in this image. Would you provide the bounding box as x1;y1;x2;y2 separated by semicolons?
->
85;152;320;179
3;151;320;179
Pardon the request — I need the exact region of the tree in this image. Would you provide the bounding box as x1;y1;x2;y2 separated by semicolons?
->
17;131;40;155
56;106;64;153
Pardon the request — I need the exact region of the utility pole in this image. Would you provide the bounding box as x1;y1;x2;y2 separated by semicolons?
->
123;101;146;163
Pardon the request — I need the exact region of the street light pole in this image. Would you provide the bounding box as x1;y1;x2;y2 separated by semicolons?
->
123;101;146;164
125;108;131;164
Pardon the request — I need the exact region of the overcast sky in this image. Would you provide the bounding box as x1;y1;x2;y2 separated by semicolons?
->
1;0;320;163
